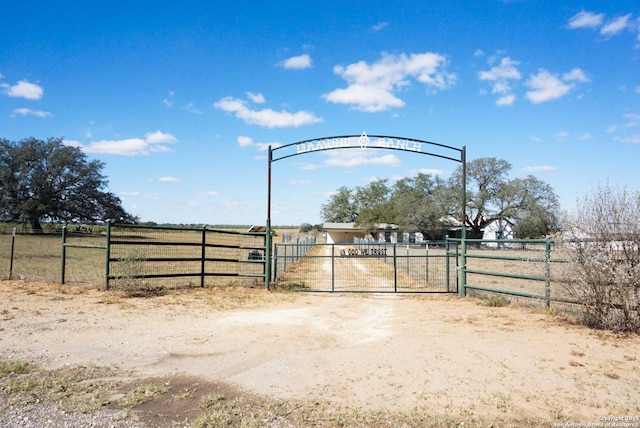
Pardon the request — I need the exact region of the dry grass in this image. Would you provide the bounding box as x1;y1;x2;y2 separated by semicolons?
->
0;360;552;428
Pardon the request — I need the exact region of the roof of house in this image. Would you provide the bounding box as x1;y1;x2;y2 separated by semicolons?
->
323;222;399;231
323;222;359;231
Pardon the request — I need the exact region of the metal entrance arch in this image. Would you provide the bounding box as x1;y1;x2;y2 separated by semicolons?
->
265;133;467;291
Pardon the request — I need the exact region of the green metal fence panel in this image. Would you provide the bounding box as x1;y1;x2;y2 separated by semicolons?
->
456;238;552;307
0;227;107;285
106;223;267;290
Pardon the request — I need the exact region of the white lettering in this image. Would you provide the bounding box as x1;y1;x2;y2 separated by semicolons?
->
296;136;424;154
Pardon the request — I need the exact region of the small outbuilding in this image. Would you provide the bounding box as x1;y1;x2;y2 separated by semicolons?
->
323;223;366;244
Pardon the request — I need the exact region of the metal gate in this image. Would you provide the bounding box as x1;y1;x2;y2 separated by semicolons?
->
273;241;458;293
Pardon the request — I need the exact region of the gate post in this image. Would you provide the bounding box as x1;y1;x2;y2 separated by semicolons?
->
393;243;398;292
105;221;111;289
200;225;207;288
545;237;551;308
265;219;272;289
460;237;467;297
61;225;67;285
460;145;467;297
331;243;335;292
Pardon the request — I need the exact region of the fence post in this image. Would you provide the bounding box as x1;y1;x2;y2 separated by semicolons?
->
201;225;207;288
61;226;67;284
445;236;450;292
545;237;551;308
265;219;272;289
393;243;397;292
460;236;467;297
9;228;16;279
105;221;111;289
331;243;335;292
425;242;429;282
273;244;279;283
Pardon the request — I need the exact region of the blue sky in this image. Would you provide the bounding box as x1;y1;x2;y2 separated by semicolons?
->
1;1;639;226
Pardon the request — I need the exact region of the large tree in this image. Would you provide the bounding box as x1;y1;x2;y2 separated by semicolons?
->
352;179;393;234
320;186;357;223
450;158;559;238
390;173;448;240
0;137;137;231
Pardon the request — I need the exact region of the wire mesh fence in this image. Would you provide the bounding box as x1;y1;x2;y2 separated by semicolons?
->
273;242;457;293
107;224;266;290
0;227;105;285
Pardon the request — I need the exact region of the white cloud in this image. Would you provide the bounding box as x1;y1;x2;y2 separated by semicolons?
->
478;56;521;106
372;22;388;32
496;94;516;106
615;135;640;144
184;102;203;114
567;10;639;44
608;113;640;133
214;96;323;128
281;54;312;70
200;191;220;196
145;130;178;144
562;68;589;82
237;135;254;147
622;113;640;128
553;131;570;139
601;14;632;37
520;165;557;173
256;142;282;151
158;176;180;182
525;68;587;103
246;92;265;103
323;149;401;168
3;80;43;100
12;108;52;117
323;52;456;112
567;10;604;29
236;135;281;151
67;130;178;156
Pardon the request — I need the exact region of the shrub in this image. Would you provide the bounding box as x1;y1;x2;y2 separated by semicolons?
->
114;249;163;297
555;183;640;333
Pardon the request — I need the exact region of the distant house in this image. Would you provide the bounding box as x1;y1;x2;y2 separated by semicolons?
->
481;218;514;247
323;223;429;244
323;223;366;244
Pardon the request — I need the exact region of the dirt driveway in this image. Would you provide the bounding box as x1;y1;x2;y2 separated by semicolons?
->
1;280;640;426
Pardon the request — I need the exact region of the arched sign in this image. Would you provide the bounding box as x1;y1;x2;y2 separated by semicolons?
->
265;132;466;289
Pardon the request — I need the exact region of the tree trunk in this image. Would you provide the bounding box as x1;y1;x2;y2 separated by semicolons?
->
30;217;43;234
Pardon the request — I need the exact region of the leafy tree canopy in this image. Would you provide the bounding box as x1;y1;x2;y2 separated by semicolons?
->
450;158;560;237
320;157;560;239
0;137;138;231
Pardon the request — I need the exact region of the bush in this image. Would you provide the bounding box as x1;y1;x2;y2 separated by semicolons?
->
114;249;163;297
556;183;640;333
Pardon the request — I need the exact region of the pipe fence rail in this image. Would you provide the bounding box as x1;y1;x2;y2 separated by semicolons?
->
0;226;622;314
106;223;267;290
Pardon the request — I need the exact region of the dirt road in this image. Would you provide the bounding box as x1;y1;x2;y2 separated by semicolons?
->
2;280;640;426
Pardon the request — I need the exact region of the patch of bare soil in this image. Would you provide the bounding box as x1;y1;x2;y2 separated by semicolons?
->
1;279;640;427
